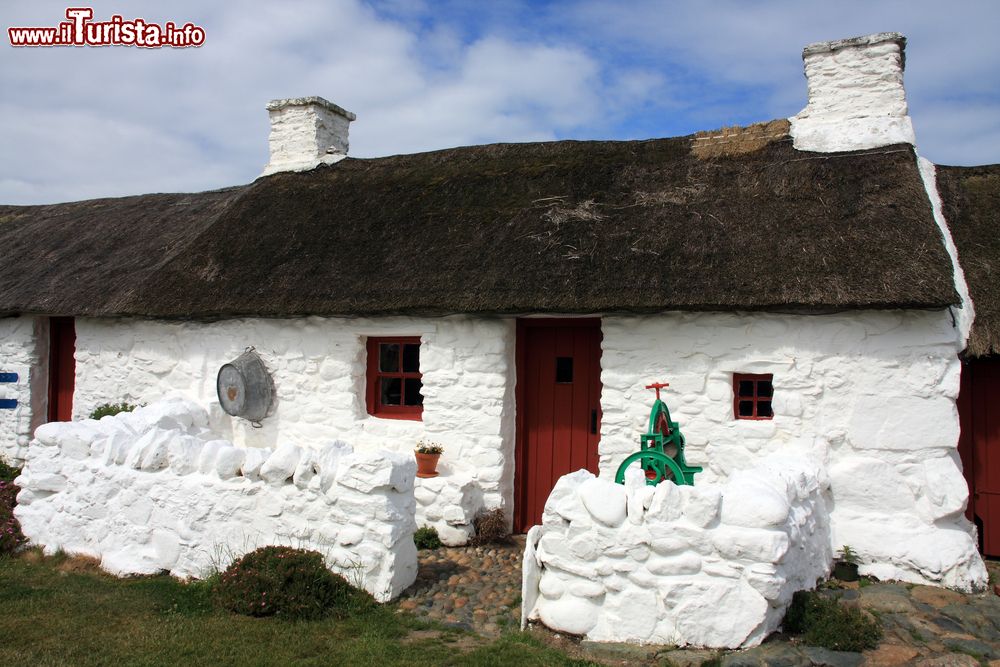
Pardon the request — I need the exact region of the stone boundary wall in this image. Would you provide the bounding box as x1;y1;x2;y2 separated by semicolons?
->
522;451;832;648
14;397;418;601
415;473;483;546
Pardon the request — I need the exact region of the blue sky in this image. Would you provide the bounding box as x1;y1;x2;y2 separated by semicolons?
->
2;0;998;204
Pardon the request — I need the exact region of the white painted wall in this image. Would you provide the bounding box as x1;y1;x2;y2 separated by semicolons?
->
15;397;417;601
523;451;832;648
599;309;985;590
600;310;961;482
71;315;516;516
0;316;46;464
16;301;983;585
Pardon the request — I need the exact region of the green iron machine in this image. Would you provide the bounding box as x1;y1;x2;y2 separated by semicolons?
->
614;381;702;486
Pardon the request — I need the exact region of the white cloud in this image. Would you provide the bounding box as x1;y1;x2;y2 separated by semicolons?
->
1;0;997;204
1;0;637;203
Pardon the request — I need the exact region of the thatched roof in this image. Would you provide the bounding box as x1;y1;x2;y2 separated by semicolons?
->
937;164;1000;357
0;188;244;317
0;124;959;319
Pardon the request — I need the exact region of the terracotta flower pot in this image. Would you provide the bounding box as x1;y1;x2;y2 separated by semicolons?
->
415;452;441;478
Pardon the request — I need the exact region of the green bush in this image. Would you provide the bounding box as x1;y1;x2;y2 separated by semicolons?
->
413;526;442;550
0;470;25;556
0;460;20;484
783;590;882;652
213;546;370;620
89;402;138;420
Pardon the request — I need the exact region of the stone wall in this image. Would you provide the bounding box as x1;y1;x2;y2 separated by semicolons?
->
599;309;985;590
415;472;483;545
599;310;961;484
14;397;418;601
0;316;45;465
71;314;516;529
522;450;832;648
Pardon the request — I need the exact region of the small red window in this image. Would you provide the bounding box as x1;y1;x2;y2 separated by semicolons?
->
734;373;774;420
366;337;423;420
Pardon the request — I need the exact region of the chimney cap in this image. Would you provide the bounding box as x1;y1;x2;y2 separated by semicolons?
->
802;32;906;69
266;96;357;121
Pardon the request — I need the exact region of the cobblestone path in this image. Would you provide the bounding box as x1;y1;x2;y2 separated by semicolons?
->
397;536;525;636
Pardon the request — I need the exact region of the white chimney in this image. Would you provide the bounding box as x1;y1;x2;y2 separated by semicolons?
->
262;96;357;176
789;32;915;153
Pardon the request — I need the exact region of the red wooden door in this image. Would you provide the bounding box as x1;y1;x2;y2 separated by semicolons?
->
958;357;1000;557
515;319;602;532
48;317;76;422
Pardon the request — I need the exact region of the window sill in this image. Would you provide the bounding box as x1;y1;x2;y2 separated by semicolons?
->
368;411;423;422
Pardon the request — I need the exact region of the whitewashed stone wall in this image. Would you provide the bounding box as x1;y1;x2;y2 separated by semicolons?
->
0;316;45;465
14;397;417;601
522;450;832;648
790;32;916;152
600;309;986;590
71;315;515;536
415;472;483;546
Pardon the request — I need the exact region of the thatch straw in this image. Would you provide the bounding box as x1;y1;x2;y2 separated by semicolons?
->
937;165;1000;357
0;127;957;319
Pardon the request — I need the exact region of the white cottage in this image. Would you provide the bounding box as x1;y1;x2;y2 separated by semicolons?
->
0;33;992;592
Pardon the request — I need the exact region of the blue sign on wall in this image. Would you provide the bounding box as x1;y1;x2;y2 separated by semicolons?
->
0;399;17;410
0;373;17;383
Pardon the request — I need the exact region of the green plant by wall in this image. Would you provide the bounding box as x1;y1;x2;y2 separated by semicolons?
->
89;402;138;420
783;590;882;652
212;546;372;620
413;526;442;550
837;545;859;564
0;460;20;484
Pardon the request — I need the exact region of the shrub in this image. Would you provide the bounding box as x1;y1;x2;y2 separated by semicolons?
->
837;545;859;564
413;526;442;550
89;402;138;420
471;507;510;546
0;468;25;556
783;590;882;652
0;460;20;484
213;546;370;620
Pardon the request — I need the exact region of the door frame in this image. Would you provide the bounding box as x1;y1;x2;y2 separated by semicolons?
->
514;317;602;533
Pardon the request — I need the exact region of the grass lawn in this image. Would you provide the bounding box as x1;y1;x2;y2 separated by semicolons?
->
0;551;595;667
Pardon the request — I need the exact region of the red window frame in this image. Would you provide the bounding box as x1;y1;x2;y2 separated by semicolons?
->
366;336;423;420
733;373;774;420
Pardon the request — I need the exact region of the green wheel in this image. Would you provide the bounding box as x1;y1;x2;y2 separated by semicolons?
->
614;450;688;486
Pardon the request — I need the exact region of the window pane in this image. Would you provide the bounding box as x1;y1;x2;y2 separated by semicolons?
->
379;343;400;372
556;357;573;383
758;380;773;398
404;378;423;406
403;344;420;373
738;380;755;397
380;377;402;406
757;401;773;418
738;400;754;417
